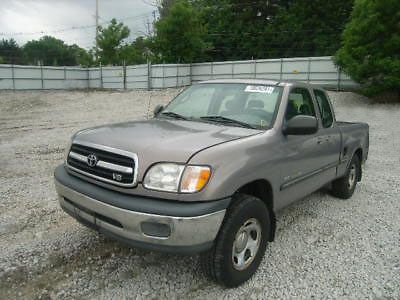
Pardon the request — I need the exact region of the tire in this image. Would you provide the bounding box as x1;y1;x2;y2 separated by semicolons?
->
331;155;360;199
200;194;270;287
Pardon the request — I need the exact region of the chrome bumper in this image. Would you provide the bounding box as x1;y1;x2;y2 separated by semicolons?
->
55;180;226;253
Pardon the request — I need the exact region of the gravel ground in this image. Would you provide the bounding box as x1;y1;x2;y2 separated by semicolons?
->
0;89;399;299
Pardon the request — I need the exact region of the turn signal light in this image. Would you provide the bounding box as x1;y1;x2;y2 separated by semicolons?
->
180;166;211;193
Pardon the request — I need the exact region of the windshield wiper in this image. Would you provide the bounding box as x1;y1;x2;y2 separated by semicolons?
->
160;111;188;120
200;115;256;129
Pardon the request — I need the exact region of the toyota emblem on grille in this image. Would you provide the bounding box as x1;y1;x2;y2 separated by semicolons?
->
87;154;98;167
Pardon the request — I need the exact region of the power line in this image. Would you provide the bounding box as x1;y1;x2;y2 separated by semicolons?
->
0;27;344;53
0;12;154;37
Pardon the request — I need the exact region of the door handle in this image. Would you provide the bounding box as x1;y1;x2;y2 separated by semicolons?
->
317;136;331;145
325;135;331;143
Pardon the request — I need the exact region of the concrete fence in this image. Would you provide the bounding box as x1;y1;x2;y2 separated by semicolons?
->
0;56;357;91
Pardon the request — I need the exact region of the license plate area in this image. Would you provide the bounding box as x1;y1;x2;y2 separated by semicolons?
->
64;197;123;228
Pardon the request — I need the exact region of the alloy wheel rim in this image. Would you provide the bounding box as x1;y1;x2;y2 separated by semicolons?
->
232;218;262;271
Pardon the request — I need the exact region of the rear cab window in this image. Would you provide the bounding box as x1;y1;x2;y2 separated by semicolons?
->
314;89;334;128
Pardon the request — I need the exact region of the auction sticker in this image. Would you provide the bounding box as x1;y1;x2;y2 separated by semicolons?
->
245;85;275;94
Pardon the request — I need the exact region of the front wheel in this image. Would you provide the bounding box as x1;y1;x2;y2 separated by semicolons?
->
200;194;270;287
331;155;360;199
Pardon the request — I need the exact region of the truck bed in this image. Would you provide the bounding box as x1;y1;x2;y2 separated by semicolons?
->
337;120;369;174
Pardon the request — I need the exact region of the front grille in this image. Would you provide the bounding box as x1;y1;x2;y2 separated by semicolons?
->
66;142;137;187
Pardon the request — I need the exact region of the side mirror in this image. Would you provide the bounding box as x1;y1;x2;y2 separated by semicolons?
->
153;104;164;117
283;115;318;135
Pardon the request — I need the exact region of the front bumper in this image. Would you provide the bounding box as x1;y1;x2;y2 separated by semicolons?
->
54;165;228;254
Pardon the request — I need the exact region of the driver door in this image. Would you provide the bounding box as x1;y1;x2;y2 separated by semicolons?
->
278;87;328;207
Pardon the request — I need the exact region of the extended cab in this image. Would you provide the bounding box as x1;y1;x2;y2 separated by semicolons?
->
54;79;369;287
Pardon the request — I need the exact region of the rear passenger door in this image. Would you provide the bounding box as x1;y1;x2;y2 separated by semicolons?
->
313;89;341;174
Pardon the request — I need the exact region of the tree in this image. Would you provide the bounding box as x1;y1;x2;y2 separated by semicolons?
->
142;0;175;19
0;38;23;64
152;0;207;63
119;37;150;65
194;0;354;61
335;0;400;100
195;0;282;61
157;0;176;18
96;18;130;65
266;0;354;58
23;36;91;66
69;44;94;67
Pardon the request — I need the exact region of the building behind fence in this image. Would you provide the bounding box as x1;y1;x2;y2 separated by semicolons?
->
0;56;357;91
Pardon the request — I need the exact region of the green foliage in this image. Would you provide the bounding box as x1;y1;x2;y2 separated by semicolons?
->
0;38;23;64
119;37;149;65
96;18;130;65
335;0;400;98
194;0;353;61
157;0;175;18
69;44;94;67
23;36;92;66
267;0;354;58
152;0;207;63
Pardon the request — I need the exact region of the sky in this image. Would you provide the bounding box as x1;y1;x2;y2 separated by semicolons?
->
0;0;156;49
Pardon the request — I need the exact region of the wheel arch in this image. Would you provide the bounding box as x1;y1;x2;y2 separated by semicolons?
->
233;179;276;242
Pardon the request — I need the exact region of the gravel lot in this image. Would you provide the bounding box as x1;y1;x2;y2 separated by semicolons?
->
0;89;399;299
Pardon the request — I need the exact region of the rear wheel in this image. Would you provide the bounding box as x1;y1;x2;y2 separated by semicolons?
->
331;155;360;199
200;194;270;287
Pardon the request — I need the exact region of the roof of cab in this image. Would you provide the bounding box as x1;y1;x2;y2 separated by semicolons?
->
199;79;281;86
198;78;320;88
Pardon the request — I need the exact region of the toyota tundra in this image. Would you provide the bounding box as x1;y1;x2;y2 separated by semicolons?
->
54;79;369;287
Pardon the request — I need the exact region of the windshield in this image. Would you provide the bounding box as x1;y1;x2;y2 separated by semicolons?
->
161;83;282;129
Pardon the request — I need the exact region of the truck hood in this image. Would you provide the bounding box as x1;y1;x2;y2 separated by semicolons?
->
73;118;262;178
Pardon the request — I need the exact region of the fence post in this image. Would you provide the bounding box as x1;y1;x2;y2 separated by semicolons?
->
11;64;15;91
40;62;44;89
254;60;257;79
211;61;214;79
147;60;152;91
231;62;234;79
100;63;103;89
337;66;341;91
307;57;311;83
86;67;90;89
189;63;192;86
176;64;179;88
123;61;127;90
279;58;283;80
162;62;165;88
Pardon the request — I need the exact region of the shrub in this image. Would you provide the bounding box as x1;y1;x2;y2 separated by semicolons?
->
334;0;400;102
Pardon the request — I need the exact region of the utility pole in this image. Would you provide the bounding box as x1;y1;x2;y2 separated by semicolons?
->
152;10;156;36
146;19;151;37
95;0;99;62
146;10;156;37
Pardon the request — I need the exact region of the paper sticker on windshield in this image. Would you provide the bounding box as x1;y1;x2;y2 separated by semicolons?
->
245;85;275;94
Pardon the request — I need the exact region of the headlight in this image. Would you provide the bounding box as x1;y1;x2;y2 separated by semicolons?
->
143;163;185;192
143;163;211;193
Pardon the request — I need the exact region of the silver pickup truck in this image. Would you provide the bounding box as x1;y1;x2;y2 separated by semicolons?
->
54;79;369;287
